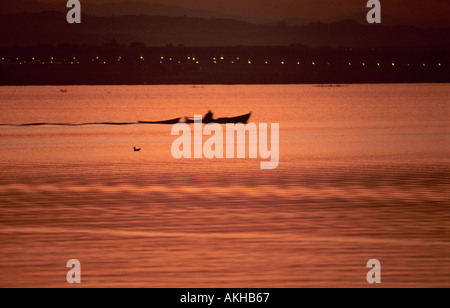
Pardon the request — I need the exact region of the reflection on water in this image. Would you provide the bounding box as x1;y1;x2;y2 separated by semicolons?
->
0;84;449;287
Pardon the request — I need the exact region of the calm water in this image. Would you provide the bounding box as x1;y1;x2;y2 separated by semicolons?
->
0;84;448;287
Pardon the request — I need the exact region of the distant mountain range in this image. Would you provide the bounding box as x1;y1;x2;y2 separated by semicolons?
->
0;11;448;48
6;0;450;28
4;0;265;23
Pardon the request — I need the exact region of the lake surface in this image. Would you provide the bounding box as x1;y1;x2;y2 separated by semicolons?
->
0;84;448;287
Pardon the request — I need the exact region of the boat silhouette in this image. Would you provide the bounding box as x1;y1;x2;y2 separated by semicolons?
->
184;112;252;124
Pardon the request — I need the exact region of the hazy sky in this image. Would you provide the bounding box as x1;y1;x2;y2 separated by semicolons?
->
42;0;450;25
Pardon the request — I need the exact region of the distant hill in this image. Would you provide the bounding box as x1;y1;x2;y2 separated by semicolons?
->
287;12;450;29
3;0;262;23
0;11;448;48
2;0;56;13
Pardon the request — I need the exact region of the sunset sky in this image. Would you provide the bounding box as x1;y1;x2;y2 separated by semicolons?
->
38;0;450;26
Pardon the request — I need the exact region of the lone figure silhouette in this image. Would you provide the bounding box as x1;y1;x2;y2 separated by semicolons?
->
203;110;214;123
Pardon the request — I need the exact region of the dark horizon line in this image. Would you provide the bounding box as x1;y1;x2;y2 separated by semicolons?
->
2;11;448;50
2;10;450;31
1;42;448;51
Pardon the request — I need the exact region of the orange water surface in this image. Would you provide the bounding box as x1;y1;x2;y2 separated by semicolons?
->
0;84;448;287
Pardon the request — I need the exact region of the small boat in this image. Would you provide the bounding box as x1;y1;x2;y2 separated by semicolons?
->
133;147;141;152
185;112;252;124
138;117;181;125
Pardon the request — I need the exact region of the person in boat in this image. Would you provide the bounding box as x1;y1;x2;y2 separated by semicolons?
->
203;110;214;123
